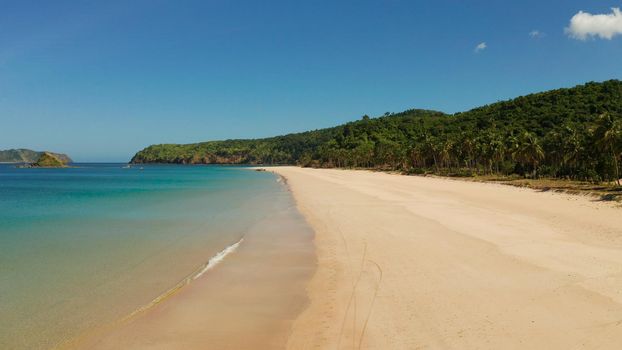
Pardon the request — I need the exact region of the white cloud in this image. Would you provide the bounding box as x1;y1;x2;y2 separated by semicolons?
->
474;42;487;53
566;7;622;40
529;30;544;38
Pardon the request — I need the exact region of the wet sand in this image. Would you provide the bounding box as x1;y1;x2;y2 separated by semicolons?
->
273;167;622;350
70;195;315;349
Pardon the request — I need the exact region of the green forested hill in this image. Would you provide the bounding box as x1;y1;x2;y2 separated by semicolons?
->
132;109;446;165
32;152;67;167
0;149;72;164
131;80;622;183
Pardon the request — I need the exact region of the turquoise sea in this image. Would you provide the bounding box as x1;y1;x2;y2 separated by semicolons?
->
0;164;299;349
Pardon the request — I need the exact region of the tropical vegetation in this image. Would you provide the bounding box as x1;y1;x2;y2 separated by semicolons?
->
132;80;622;185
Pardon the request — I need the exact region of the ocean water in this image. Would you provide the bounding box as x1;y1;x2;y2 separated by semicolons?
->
0;164;300;349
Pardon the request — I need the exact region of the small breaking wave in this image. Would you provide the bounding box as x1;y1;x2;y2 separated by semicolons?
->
194;238;243;280
121;238;244;322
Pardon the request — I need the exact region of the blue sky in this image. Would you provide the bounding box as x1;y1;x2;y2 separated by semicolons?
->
1;0;621;162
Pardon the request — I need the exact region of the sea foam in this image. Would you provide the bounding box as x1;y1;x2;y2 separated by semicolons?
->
193;238;244;280
119;237;245;323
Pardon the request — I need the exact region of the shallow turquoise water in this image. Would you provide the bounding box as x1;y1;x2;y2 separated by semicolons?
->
0;164;291;349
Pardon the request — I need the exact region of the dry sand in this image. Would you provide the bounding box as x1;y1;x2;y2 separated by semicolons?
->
272;167;622;350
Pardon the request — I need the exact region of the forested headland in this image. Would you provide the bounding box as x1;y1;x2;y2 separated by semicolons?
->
131;80;622;185
0;149;72;164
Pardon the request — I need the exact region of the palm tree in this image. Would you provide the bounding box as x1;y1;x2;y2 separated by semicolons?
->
460;133;476;169
513;132;545;178
489;138;506;174
439;139;454;170
594;113;622;186
422;134;439;171
561;125;583;178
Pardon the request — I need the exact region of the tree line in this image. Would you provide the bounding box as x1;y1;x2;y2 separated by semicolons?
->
131;80;622;185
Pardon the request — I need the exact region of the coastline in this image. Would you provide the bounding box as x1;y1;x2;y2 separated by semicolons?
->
58;166;622;349
272;166;622;349
62;170;315;350
59;238;246;349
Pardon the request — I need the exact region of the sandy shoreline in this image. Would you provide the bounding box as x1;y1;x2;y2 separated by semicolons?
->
68;180;315;350
272;167;622;349
68;167;622;349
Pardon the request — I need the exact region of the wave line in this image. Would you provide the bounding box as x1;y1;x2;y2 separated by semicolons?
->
194;238;244;280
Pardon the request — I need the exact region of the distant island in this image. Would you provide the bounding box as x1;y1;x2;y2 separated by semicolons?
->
132;80;622;185
0;148;72;164
28;152;69;168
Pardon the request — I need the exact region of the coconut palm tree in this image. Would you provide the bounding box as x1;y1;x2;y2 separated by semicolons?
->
594;113;622;186
439;139;454;170
561;125;584;178
489;137;506;174
513;132;545;178
460;132;476;170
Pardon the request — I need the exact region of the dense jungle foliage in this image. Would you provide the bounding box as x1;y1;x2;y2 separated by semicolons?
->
132;80;622;184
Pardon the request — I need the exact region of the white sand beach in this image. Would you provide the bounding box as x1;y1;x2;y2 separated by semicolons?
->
71;167;622;349
273;167;622;350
